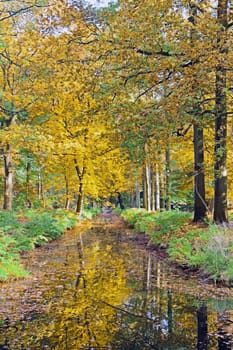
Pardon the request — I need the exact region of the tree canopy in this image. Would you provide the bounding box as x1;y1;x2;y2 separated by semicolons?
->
0;0;232;222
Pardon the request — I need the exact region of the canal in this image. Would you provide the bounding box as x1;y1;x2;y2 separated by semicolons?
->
0;217;233;349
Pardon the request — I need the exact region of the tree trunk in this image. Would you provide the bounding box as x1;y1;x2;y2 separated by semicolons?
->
116;191;125;209
145;161;152;212
76;181;84;215
74;159;86;216
25;161;32;208
143;174;147;210
3;145;13;210
152;174;155;211
135;180;141;208
189;2;207;222
37;167;43;201
213;0;228;223
165;146;171;210
155;163;160;211
64;175;70;209
193;123;207;222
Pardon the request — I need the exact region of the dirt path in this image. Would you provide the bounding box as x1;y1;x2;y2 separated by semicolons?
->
95;208;129;227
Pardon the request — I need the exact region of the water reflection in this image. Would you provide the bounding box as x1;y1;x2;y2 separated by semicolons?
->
0;226;233;349
218;311;232;350
197;303;208;350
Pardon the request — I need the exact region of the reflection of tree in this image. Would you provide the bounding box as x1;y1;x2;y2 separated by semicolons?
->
197;303;208;350
0;242;129;350
167;290;172;336
111;252;197;349
45;245;129;349
2;230;233;350
218;312;232;350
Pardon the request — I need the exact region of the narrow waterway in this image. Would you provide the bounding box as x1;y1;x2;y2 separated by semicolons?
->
0;217;233;350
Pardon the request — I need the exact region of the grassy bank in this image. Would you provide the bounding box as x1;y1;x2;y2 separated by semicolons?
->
121;208;233;283
0;209;77;280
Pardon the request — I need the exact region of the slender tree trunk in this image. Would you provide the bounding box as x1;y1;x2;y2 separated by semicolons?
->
76;181;84;215
3;145;13;210
135;180;141;208
167;290;173;336
2;116;16;210
145;161;152;212
37;167;44;203
74;159;86;216
152;173;155;211
146;253;152;291
155;163;160;211
143;142;153;211
25;161;32;208
143;173;147;210
193;123;207;221
213;0;228;223
160;165;165;210
165;146;171;210
64;175;70;209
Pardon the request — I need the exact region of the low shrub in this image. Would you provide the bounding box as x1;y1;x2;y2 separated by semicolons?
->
121;208;233;282
122;208;191;245
168;225;233;281
121;208;148;226
148;210;191;245
0;209;77;280
0;229;28;280
82;207;102;219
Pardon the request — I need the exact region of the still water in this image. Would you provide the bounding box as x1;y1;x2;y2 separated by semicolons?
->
0;221;233;349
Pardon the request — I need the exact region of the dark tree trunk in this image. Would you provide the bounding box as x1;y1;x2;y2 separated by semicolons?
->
189;2;207;222
3;145;13;210
37;167;44;202
135;181;141;208
116;192;124;209
193;123;207;222
213;0;228;223
74;159;86;216
76;181;84;215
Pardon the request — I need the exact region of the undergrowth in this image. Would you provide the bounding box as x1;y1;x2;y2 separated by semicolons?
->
121;209;190;246
122;208;233;283
0;209;77;280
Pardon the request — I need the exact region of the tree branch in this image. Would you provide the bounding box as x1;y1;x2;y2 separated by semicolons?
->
0;4;49;22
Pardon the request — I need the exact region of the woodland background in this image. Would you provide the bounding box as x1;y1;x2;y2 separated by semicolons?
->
0;0;232;224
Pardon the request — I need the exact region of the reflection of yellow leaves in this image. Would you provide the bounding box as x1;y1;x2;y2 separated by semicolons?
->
27;243;130;349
